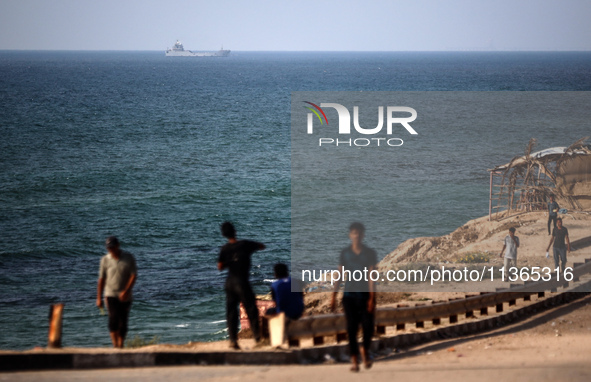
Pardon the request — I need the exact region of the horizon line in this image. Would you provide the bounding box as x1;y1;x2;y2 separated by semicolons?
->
1;49;591;53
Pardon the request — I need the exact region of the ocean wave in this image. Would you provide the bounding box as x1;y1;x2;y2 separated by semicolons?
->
212;328;228;335
208;319;225;324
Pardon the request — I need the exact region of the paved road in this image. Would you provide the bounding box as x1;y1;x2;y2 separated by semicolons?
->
1;360;590;382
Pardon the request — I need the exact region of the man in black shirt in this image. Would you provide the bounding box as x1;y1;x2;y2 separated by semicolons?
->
546;217;571;274
217;222;265;350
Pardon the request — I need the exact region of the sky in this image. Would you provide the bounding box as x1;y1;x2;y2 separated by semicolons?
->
0;0;590;51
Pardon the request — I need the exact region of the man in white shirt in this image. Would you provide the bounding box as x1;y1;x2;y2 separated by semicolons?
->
499;227;519;281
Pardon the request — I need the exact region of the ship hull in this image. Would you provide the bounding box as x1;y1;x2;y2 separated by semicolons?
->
165;50;230;57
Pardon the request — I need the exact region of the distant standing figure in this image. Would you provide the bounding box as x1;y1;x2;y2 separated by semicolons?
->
217;222;266;350
499;227;520;280
546;217;571;274
526;190;534;212
266;263;304;320
547;195;560;235
518;191;526;211
331;222;377;372
96;236;137;348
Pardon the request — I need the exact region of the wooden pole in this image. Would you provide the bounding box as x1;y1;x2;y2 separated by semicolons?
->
489;171;493;221
48;303;64;348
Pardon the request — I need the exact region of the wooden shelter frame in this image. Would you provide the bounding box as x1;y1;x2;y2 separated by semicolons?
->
488;138;590;221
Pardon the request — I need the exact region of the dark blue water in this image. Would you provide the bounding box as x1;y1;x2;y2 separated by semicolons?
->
0;51;590;350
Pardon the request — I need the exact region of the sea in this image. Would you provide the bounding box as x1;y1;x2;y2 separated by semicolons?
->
0;51;590;350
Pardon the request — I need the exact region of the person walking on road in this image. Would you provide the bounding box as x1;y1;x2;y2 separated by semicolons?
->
331;222;377;372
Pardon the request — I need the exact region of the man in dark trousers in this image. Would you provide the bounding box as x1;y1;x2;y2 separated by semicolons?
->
331;222;377;372
96;236;137;348
217;222;266;350
546;217;571;274
547;195;560;235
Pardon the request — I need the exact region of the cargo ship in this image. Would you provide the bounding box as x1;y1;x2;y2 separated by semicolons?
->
165;40;230;57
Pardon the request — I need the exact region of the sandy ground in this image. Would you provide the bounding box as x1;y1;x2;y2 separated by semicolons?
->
379;210;591;268
3;293;591;382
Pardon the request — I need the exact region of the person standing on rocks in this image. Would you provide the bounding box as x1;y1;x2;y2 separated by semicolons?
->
547;195;560;235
